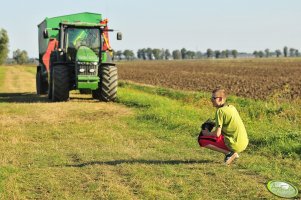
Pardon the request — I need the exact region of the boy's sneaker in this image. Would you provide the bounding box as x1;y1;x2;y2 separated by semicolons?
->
224;152;239;165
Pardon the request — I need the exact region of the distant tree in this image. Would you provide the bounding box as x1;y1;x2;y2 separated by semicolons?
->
220;50;230;58
172;50;181;60
141;48;147;60
137;49;143;59
195;51;203;59
146;48;153;60
231;49;238;58
123;50;135;60
289;48;295;57
159;49;165;60
221;50;226;58
115;50;123;60
214;50;221;59
295;49;300;57
206;48;213;58
164;49;171;60
283;46;288;57
258;51;264;58
265;48;270;57
180;48;187;59
253;51;258;58
275;50;282;57
0;28;9;65
152;48;161;60
13;49;28;65
225;49;230;58
186;51;196;59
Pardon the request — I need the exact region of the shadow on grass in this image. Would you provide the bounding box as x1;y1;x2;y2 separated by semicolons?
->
66;159;212;167
0;93;48;103
0;93;104;103
69;96;99;102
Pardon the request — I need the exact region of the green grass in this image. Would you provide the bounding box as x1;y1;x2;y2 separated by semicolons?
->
0;66;6;89
23;65;37;74
119;82;301;157
117;82;301;177
0;66;300;199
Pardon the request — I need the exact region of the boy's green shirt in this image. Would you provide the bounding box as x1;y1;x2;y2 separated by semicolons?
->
215;104;248;152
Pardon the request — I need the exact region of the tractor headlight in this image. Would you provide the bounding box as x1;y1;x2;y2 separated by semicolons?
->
79;68;85;73
89;69;95;73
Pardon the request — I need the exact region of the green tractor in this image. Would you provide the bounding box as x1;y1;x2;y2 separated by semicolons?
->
36;12;122;102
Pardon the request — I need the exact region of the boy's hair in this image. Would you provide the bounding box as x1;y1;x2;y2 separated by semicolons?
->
212;88;227;99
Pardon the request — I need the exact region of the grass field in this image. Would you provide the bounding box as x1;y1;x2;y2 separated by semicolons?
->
0;64;300;199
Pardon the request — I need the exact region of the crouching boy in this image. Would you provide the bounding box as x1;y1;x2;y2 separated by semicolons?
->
198;89;248;165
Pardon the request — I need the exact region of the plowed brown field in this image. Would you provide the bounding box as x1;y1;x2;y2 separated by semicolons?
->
118;58;301;100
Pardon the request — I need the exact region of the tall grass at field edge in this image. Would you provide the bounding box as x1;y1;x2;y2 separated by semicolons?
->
0;67;6;89
118;81;301;159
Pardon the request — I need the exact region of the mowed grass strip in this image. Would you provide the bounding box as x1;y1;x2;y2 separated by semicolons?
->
0;66;5;89
0;66;35;93
0;66;300;199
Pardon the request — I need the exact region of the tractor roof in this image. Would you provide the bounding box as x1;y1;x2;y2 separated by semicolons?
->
60;22;105;28
38;12;102;28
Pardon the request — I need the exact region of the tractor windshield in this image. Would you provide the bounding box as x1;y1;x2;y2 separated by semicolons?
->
66;27;101;61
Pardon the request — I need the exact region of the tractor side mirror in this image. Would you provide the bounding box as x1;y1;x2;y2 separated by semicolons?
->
117;32;122;40
43;29;49;39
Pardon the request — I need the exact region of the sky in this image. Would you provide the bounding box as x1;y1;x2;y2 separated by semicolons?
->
1;0;301;58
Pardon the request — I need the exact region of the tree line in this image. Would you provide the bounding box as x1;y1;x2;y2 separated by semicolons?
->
253;47;299;58
1;27;300;65
114;47;301;61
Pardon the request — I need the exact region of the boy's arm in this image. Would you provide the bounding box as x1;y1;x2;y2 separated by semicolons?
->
202;127;222;137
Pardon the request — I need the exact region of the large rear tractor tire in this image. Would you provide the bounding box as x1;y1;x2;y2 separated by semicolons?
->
92;65;117;102
36;68;48;95
51;65;70;102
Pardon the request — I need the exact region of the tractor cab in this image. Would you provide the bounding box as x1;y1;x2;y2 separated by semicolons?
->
64;25;101;63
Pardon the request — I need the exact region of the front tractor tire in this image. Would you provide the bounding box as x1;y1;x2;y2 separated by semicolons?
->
51;65;70;102
92;65;118;102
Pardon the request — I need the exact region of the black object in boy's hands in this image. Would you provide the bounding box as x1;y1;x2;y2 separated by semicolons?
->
199;119;215;136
